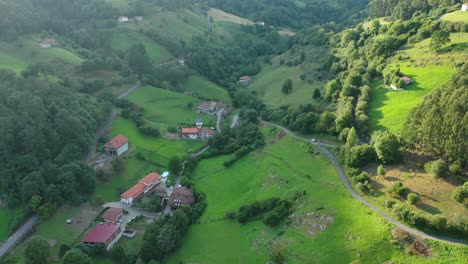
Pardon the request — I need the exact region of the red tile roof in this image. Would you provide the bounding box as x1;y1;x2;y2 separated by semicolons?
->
121;183;146;199
198;103;210;109
102;207;123;223
182;128;199;134
81;224;120;243
401;76;412;81
201;128;215;135
139;172;161;186
106;135;128;149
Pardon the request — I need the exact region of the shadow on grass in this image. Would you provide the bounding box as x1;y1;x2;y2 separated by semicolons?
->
369;84;388;131
417;202;442;215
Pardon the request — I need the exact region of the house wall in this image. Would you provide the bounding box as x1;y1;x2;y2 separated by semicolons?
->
40;43;52;48
120;196;133;204
462;4;468;11
117;142;129;156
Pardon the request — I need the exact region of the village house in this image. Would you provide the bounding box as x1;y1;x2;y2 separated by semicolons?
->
255;21;265;26
169;187;194;209
39;39;57;48
104;135;129;156
401;76;413;85
118;16;129;22
134;16;144;21
120;172;162;205
102;207;123;224
199;128;215;140
238;76;252;85
182;128;199;140
178;59;185;67
197;101;217;114
462;3;468;11
81;223;121;250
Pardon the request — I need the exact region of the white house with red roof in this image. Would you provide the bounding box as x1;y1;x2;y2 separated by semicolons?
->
182;128;199;140
120;172;162;205
105;135;128;156
81;223;121;250
238;76;252;85
39;38;57;48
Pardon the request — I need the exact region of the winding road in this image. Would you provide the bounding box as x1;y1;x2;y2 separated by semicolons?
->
264;121;468;246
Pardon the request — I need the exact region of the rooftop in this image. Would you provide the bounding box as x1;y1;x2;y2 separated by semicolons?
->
121;183;146;199
106;135;128;149
139;172;161;186
102;207;123;222
182;128;199;134
81;224;119;243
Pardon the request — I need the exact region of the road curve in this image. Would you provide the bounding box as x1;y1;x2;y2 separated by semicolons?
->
264;121;468;246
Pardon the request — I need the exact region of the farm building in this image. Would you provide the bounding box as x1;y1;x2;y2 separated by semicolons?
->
118;16;129;22
39;39;57;48
81;224;121;249
102;207;123;224
134;16;144;21
181;127;215;140
104;135;128;156
169;187;194;209
462;3;468;11
238;76;252;85
401;76;413;85
120;172;162;205
197;101;217;113
255;21;265;26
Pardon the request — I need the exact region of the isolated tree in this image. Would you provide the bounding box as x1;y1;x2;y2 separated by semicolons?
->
430;30;450;53
169;156;182;175
24;237;50;264
281;79;293;94
345;127;358;148
61;249;92;264
312;88;321;99
377;165;386;176
29;195;42;211
371;130;402;164
407;193;419;205
425;159;447;178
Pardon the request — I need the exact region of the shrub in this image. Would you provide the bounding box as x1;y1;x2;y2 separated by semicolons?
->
377;165;386;176
225;210;237;219
390;182;408;197
407;193;419;205
449;162;461;175
452;182;468;203
263;211;282;226
385;199;396;208
425;159;447;178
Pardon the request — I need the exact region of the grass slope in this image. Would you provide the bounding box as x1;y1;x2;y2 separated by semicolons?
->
440;10;468;23
250;63;323;106
369;33;467;134
181;75;232;103
0;37;83;73
169;131;467;263
111;28;173;63
126;86;216;132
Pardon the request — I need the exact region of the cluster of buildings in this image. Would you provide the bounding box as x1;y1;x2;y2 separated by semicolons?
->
118;16;144;22
181;119;215;140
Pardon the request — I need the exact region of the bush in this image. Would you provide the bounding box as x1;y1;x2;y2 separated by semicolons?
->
225;210;237;219
407;193;419;205
424;159;447;178
377;165;385;176
452;182;468;203
263;211;282;226
449;162;461;175
385;199;396;208
390;182;408;197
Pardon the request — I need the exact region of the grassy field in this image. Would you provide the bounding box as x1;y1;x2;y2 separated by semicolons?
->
181;75;232;103
250;63;324;107
440;10;468;23
0;37;83;74
369;33;467;134
126;86;216;132
168;130;467;263
110;28;173;63
208;8;254;25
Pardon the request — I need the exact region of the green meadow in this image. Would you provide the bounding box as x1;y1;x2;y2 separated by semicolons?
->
440;10;468;23
126;86;216;132
250;63;324;107
369;33;467;134
0;37;83;74
110;28;173;63
181;75;232;103
169;132;467;263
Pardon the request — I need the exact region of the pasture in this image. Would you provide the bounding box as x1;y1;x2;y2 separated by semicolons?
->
168;131;467;263
181;75;232;103
369;33;467;134
208;8;254;25
110;28;173;63
250;63;324;106
126;86;216;132
440;10;468;23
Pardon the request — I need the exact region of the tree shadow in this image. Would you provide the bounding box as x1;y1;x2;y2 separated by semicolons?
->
417;203;442;215
369;84;388;131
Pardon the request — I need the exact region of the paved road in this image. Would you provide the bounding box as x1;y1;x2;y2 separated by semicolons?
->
265;121;468;246
0;215;39;258
216;110;223;133
117;81;142;99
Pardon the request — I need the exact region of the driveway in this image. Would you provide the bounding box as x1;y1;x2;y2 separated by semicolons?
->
102;202;160;229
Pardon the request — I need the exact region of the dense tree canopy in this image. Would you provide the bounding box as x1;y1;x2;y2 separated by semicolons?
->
0;70;109;210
